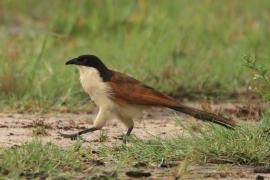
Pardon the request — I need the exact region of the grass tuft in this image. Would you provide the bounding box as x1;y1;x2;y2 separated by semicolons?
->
32;126;48;136
190;121;270;165
0;140;93;179
100;117;270;166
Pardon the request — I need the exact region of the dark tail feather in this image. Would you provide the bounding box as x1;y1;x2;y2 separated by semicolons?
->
170;104;237;129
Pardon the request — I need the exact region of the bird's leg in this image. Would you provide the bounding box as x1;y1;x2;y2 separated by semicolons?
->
123;126;133;144
60;108;109;140
59;127;98;140
126;126;133;136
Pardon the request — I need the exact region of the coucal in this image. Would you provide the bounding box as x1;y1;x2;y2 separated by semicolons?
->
60;55;236;141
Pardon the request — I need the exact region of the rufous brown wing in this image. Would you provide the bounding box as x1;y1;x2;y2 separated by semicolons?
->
107;70;236;129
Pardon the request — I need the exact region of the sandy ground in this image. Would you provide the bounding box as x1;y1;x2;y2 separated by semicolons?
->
0;101;268;179
0;101;263;147
0;108;185;147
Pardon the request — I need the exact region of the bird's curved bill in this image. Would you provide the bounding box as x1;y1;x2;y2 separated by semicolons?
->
65;58;78;65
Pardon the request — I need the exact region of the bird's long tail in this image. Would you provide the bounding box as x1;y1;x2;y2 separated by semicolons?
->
169;104;236;129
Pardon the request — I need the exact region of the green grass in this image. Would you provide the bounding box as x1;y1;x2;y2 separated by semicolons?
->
100;117;270;166
0;140;117;179
246;57;270;101
1;117;270;178
1;0;270;111
32;126;48;136
0;140;94;179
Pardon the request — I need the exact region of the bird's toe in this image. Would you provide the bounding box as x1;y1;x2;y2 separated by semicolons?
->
59;132;80;140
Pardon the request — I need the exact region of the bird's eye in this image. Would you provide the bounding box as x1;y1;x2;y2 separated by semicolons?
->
78;58;85;62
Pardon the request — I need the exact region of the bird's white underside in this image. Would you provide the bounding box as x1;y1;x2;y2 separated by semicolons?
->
77;66;142;129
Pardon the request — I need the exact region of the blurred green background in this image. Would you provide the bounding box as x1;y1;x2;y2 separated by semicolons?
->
0;0;269;112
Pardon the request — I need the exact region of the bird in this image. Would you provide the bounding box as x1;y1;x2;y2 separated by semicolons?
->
60;54;236;141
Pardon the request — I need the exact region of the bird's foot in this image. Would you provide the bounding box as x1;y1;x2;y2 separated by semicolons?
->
115;134;129;144
58;132;82;140
123;136;128;144
114;134;127;143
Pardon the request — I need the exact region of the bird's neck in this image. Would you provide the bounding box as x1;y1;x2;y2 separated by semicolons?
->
76;66;112;106
77;66;102;83
77;65;112;82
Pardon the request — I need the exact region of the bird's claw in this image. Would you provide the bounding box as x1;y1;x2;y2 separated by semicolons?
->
123;136;128;144
58;132;81;140
115;134;128;144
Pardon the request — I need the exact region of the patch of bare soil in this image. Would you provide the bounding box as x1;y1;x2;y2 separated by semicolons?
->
0;108;185;148
0;101;267;179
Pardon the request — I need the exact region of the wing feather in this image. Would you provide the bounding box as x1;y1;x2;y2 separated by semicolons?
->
107;71;178;107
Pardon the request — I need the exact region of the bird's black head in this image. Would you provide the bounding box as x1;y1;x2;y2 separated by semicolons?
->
66;54;112;81
66;54;105;68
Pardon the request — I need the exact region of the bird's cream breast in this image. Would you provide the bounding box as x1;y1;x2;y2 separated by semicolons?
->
77;66;114;108
76;66;144;128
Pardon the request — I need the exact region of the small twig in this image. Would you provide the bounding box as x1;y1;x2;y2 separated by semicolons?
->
254;166;270;173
